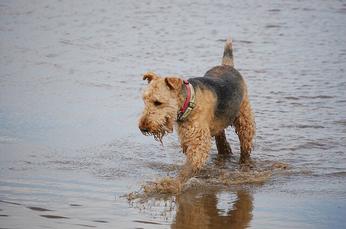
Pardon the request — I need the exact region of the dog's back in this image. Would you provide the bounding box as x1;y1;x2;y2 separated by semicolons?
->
189;38;245;124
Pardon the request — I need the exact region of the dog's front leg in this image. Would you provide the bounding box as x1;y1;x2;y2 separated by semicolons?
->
178;125;211;182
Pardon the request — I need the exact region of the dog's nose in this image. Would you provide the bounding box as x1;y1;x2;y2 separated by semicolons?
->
139;127;148;132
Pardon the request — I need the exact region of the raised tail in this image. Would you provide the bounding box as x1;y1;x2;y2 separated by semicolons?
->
222;37;234;67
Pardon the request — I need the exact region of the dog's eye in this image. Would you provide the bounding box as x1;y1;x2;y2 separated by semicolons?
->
154;100;162;106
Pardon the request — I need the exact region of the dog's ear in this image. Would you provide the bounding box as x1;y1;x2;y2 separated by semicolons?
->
143;72;158;83
165;77;182;90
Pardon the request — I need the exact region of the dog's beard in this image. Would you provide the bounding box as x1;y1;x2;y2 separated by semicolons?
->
141;118;173;144
153;129;166;143
141;128;166;144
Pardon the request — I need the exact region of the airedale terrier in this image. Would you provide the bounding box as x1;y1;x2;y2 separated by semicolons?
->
139;38;255;182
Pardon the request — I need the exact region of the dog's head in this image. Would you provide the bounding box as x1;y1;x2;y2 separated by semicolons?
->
138;72;182;142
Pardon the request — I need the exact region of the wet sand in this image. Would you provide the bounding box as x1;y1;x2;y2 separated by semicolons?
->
1;0;346;228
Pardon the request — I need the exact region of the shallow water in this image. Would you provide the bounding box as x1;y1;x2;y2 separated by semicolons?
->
1;0;346;228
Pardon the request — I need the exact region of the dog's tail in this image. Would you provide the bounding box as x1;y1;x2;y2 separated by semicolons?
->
222;37;234;67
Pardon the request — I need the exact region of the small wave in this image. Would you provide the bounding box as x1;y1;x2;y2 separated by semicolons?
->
93;220;108;223
293;141;329;150
70;204;83;207
268;9;281;12
302;7;315;11
284;96;299;100
40;214;69;219
76;80;114;89
0;200;22;206
282;124;325;129
306;95;335;99
75;224;96;228
297;124;325;129
235;40;253;44
336;100;346;104
284;95;335;100
28;206;52;212
325;171;346;177
133;220;162;225
265;24;282;28
334;120;346;126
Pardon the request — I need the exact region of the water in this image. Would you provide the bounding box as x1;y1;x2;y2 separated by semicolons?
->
1;0;346;228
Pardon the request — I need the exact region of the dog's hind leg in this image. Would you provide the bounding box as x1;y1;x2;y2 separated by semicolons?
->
233;92;255;167
215;129;232;155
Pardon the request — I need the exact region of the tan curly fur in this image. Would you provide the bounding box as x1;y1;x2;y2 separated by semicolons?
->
233;87;255;165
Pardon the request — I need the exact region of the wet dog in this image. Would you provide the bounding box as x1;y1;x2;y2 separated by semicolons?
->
139;38;255;183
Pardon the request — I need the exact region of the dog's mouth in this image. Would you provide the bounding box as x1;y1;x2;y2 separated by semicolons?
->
140;117;172;143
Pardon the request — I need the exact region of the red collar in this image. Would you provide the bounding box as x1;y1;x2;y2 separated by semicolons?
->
177;80;195;121
180;80;191;113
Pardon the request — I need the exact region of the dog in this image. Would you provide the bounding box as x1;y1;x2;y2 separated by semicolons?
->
139;38;255;183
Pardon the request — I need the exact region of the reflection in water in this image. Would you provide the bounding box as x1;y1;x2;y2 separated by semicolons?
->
172;190;253;229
